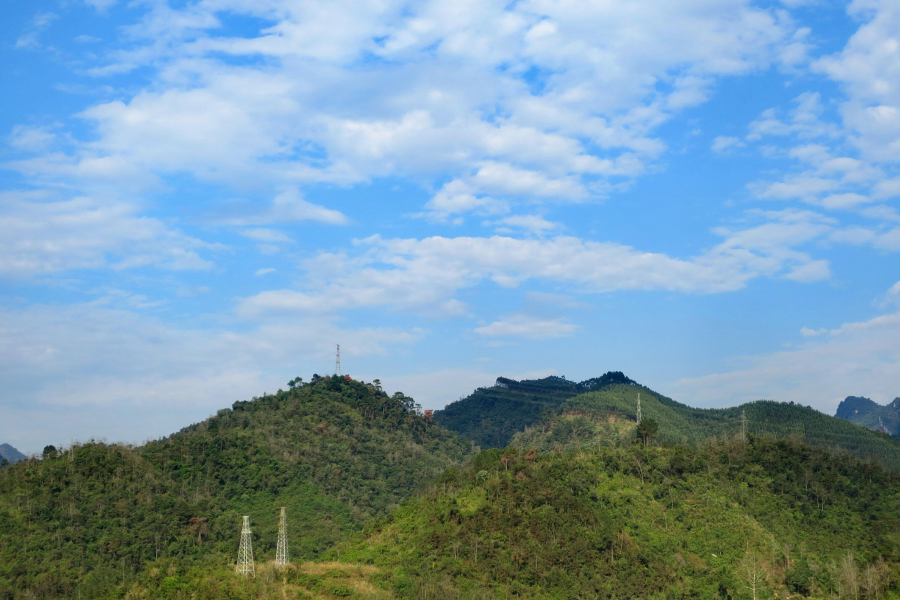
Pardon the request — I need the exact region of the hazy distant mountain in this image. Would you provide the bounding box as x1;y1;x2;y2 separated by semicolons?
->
836;395;900;436
0;444;25;464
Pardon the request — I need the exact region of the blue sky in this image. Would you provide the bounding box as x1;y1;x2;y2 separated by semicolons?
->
2;0;900;454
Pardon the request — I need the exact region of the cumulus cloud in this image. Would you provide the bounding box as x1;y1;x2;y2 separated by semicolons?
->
3;0;806;219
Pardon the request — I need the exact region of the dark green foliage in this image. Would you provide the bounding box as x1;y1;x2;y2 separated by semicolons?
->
433;373;636;449
0;376;470;599
836;395;900;436
636;418;658;447
346;436;900;599
786;555;813;596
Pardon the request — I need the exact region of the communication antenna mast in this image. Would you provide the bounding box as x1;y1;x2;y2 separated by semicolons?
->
636;392;642;425
335;344;341;376
235;516;255;577
275;507;289;568
740;409;748;442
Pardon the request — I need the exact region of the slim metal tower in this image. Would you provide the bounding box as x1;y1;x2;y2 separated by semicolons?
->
235;516;255;577
636;392;642;425
335;344;341;376
275;507;289;568
740;409;748;442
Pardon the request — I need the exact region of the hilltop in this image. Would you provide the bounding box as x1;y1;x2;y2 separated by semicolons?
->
836;395;900;436
344;436;900;598
438;375;900;470
0;444;25;465
0;375;471;600
432;372;635;448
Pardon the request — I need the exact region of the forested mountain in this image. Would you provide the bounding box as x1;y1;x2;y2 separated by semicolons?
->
345;436;900;599
0;444;25;465
432;372;636;448
836;395;900;436
0;376;471;600
515;383;900;469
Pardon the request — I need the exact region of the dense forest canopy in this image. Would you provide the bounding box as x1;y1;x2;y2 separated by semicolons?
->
345;436;900;599
0;376;470;600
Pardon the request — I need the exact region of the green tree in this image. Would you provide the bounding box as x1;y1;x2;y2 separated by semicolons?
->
636;419;659;447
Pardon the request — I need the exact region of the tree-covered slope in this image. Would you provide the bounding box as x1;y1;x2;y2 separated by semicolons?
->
432;372;635;449
0;376;471;600
515;384;900;470
836;395;900;436
345;437;900;599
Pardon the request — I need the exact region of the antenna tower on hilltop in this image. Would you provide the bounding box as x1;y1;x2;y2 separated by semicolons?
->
276;507;289;568
740;409;748;442
235;516;255;577
636;392;642;425
335;344;341;376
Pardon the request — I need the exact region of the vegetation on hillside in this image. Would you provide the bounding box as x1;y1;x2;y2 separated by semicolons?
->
0;376;471;600
433;372;635;448
511;384;900;470
345;436;900;599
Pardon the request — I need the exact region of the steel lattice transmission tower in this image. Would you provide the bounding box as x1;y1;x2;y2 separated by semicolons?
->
335;344;341;376
276;507;289;568
235;516;255;577
636;392;642;425
740;409;748;442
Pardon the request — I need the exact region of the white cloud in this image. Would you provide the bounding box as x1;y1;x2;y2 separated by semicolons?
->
474;314;578;339
5;0;804;217
0;191;216;276
209;189;348;226
490;214;560;234
238;213;833;318
255;268;276;276
711;136;744;153
672;309;900;412
240;228;292;243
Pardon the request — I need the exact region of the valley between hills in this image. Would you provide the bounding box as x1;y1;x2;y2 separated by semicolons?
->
3;373;900;599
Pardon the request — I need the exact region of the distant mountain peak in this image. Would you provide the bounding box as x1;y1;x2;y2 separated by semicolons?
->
0;443;26;464
835;395;900;438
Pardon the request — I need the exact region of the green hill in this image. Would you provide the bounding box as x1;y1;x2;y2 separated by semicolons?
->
513;384;900;470
0;375;471;600
432;372;636;448
836;395;900;436
344;436;900;599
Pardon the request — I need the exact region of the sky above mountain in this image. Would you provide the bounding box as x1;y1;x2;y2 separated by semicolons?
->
2;0;899;453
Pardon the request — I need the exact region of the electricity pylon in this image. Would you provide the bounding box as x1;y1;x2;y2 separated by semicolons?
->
740;409;748;442
235;516;255;577
335;344;341;376
276;507;289;568
636;392;642;425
